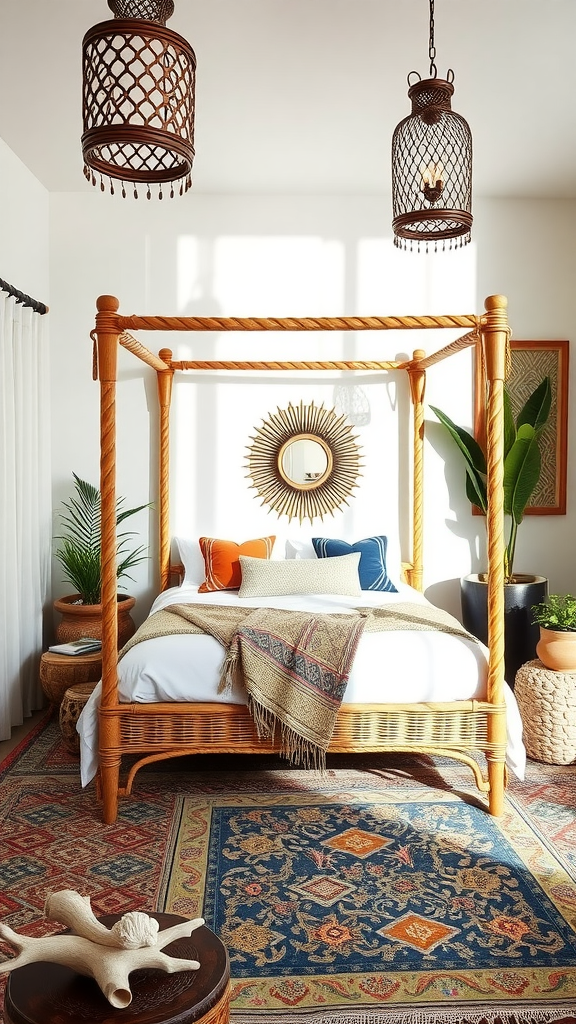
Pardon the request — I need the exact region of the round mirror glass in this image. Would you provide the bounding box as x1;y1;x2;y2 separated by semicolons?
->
281;438;329;486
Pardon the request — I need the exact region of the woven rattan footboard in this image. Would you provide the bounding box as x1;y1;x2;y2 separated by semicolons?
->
97;699;506;811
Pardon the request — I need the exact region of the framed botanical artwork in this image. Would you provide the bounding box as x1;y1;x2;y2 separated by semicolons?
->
474;339;569;515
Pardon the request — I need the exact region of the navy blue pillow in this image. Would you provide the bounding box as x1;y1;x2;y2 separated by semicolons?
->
312;535;398;593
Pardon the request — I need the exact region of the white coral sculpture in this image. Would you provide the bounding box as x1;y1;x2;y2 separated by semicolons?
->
0;889;204;1009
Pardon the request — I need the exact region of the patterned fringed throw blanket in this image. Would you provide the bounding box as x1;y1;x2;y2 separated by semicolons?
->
119;602;478;768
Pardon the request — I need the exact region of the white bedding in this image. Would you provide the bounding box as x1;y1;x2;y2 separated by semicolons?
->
77;582;526;786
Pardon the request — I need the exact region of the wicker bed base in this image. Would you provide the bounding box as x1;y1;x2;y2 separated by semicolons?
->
97;700;507;820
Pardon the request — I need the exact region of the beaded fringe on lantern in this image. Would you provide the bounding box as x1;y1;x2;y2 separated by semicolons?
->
82;1;195;199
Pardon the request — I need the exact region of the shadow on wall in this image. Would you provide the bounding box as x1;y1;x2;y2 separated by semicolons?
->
424;579;463;623
425;418;487;574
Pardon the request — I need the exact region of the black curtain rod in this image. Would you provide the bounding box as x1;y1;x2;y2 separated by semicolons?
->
0;276;49;315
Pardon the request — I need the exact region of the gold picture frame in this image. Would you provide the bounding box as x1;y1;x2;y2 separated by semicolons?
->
474;339;569;515
246;400;363;523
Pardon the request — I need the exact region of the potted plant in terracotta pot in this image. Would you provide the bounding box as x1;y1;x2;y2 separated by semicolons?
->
54;473;150;647
531;594;576;672
430;374;552;685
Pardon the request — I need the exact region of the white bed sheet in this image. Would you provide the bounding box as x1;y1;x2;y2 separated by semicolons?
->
78;582;526;786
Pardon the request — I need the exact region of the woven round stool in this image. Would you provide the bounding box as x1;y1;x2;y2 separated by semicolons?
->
59;682;98;754
514;658;576;765
40;650;102;707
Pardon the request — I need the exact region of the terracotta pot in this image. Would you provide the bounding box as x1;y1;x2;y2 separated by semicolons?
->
536;627;576;673
54;594;136;648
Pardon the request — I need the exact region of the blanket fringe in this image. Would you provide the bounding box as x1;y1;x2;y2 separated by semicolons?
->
247;695;327;771
234;1006;573;1024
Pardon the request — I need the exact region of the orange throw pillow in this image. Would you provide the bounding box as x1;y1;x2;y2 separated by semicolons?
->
198;536;276;592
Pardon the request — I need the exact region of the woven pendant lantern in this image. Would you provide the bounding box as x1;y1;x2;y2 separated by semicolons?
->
82;0;196;199
392;0;472;251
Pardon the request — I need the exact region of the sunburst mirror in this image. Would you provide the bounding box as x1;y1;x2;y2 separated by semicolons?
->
246;401;363;523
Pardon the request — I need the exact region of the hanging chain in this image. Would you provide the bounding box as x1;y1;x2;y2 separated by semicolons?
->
428;0;437;78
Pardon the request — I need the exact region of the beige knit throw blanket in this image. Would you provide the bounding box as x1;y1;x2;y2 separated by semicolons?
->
118;601;478;768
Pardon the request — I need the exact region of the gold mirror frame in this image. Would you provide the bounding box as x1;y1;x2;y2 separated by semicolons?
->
246;400;363;523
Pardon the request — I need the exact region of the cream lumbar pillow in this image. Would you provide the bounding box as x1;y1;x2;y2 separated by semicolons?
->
238;552;361;598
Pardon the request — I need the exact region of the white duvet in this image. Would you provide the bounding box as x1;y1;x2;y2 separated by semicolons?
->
77;582;526;786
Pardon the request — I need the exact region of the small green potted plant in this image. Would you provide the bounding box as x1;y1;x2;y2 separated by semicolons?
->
430;375;552;684
54;473;151;647
532;594;576;672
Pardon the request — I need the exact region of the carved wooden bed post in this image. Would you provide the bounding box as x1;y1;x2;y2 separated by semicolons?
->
407;349;426;592
481;294;509;816
94;294;122;824
157;349;174;593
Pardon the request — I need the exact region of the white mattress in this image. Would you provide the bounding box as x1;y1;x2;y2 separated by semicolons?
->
77;582;526;785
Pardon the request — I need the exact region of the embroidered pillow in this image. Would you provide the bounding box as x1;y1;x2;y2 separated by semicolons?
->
238;552;361;598
198;536;276;593
312;535;398;593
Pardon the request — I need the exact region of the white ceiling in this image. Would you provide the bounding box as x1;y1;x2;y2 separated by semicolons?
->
1;0;575;199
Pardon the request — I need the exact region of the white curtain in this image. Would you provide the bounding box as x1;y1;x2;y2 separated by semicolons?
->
0;290;51;738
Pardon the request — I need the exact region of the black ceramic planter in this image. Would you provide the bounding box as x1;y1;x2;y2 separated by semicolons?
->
460;573;548;687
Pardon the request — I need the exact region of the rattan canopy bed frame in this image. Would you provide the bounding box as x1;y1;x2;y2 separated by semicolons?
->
93;293;510;824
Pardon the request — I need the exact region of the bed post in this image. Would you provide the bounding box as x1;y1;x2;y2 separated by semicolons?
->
95;294;121;824
481;294;509;816
157;349;174;592
407;349;426;592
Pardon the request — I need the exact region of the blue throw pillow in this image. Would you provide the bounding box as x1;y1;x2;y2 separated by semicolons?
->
312;535;398;593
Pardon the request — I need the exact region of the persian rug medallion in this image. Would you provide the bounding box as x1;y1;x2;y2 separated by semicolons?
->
161;788;576;1023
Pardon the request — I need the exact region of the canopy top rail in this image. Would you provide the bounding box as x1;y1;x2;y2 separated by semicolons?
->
113;311;481;334
95;295;483;372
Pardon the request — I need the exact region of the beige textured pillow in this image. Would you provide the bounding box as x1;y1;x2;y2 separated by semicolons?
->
238;552;361;598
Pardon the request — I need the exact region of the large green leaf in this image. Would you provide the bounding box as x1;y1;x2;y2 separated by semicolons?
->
465;469;487;512
503;423;541;523
516;376;552;432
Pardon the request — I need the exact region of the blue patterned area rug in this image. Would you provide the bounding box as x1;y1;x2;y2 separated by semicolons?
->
161;785;576;1023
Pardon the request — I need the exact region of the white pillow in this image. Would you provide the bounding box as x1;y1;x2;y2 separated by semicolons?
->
238;552;361;598
285;538;317;560
174;536;205;585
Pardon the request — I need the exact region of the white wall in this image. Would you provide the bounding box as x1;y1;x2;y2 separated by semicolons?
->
47;191;576;623
0;138;49;301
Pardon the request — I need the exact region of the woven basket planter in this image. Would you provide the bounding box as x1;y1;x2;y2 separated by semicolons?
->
515;658;576;765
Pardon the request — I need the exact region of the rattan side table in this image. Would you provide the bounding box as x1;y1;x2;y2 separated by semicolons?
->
4;915;231;1024
40;649;102;707
514;658;576;765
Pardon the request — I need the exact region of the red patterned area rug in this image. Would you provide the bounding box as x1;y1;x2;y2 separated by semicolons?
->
1;712;576;1024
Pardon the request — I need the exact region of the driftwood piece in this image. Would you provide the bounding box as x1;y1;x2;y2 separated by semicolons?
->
0;889;204;1009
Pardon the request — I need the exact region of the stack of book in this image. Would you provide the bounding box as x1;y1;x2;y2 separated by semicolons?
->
48;637;102;657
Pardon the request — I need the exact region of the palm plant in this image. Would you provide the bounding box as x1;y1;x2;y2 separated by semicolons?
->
54;473;150;605
430;376;552;582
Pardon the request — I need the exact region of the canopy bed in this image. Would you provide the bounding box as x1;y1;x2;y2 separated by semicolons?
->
85;293;513;825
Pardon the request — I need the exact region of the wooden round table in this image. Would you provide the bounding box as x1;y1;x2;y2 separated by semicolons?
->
4;914;230;1024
